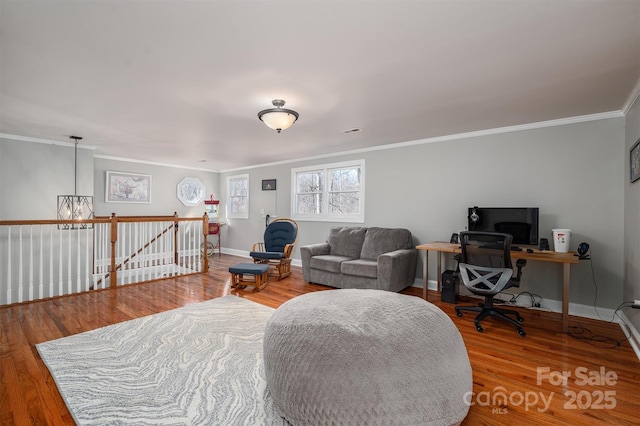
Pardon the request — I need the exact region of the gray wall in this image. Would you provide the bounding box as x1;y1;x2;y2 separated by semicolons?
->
0;137;94;220
624;95;640;330
93;158;218;219
220;117;625;309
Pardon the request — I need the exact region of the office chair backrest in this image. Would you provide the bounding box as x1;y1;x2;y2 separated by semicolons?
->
459;231;513;270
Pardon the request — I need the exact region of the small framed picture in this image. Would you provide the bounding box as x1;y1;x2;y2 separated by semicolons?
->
631;138;640;183
262;179;276;191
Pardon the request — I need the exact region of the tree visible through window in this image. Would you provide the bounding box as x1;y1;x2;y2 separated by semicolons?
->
292;160;364;222
227;174;249;219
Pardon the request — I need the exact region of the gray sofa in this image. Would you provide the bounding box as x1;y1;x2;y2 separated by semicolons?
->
300;226;418;292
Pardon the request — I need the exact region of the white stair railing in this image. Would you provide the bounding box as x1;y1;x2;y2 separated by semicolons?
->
0;214;209;306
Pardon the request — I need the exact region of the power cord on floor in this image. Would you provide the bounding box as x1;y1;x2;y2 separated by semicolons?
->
567;246;636;347
567;313;634;349
583;250;608;322
582;247;630;323
508;291;543;308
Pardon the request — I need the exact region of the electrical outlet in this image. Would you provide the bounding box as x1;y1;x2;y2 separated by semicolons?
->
635;299;640;306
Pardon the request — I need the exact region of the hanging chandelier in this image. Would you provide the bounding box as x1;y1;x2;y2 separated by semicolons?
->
57;136;94;229
257;99;299;133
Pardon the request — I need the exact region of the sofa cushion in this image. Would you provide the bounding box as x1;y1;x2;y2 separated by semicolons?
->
341;259;378;279
328;227;367;258
310;255;354;274
360;227;413;260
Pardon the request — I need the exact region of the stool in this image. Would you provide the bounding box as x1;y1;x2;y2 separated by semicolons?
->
229;263;270;292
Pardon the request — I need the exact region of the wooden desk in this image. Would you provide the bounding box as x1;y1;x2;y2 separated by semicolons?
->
416;242;580;333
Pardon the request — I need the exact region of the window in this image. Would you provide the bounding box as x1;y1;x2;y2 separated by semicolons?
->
227;174;249;219
292;160;364;222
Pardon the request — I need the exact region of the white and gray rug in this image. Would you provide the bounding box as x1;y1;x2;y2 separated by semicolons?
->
37;295;290;425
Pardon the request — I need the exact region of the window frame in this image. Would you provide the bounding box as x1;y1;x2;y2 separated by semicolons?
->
291;159;365;223
226;174;249;219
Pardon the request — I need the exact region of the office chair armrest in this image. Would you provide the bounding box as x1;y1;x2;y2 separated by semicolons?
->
515;259;527;281
453;254;462;272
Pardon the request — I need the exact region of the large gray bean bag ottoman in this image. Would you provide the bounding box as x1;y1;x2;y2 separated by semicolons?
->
263;289;472;426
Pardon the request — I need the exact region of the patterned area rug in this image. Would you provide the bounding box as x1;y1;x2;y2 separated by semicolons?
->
37;295;289;425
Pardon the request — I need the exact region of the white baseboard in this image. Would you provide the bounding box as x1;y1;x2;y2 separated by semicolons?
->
219;247;250;259
618;312;640;362
411;279;619;323
219;248;303;268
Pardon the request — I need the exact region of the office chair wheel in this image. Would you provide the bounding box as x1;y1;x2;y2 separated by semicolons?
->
455;309;463;317
475;324;483;333
517;316;524;323
517;327;526;337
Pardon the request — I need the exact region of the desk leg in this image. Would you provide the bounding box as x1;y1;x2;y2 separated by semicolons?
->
422;250;429;300
436;252;442;293
562;263;570;333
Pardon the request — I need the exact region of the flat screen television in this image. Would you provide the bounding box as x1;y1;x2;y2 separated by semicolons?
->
467;207;539;246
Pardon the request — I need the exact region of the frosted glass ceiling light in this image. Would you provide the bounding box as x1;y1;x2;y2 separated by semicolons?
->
257;99;299;133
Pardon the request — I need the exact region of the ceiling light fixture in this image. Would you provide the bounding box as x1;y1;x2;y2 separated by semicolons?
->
257;99;299;133
57;135;94;229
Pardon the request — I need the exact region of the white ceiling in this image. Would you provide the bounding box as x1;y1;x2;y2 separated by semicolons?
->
1;1;639;171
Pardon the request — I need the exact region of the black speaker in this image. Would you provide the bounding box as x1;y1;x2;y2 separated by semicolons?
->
539;238;550;251
441;270;458;304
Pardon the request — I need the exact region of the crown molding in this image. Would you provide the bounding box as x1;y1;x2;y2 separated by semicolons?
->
220;110;623;173
94;154;218;173
2;108;626;174
0;133;96;149
622;76;640;115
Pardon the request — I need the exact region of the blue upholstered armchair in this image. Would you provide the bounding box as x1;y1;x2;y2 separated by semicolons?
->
250;218;298;280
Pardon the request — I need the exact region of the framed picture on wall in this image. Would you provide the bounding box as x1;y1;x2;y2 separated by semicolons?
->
262;179;277;190
106;171;152;203
176;177;205;206
631;138;640;183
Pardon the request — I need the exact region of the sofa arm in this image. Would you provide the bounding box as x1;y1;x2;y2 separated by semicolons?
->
377;249;418;292
300;243;331;282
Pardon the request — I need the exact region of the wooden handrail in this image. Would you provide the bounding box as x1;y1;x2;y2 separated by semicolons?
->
1;213;205;227
0;218;110;226
95;215;185;222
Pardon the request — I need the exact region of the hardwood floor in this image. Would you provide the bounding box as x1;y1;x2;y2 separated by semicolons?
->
2;254;639;425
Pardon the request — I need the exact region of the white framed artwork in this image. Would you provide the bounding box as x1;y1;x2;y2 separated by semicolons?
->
177;177;205;206
105;171;152;203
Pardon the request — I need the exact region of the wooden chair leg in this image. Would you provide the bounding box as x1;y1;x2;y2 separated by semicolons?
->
230;272;238;288
255;272;268;292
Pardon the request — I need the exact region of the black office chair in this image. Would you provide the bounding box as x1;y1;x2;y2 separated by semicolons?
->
454;231;527;337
